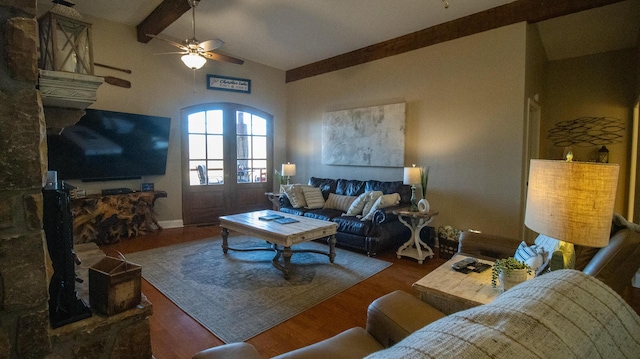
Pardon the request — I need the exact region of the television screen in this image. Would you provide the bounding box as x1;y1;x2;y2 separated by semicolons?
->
47;109;171;181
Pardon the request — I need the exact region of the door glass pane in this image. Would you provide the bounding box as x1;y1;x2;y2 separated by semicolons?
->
189;134;206;159
252;115;267;136
187;110;224;186
188;112;206;133
252;137;266;158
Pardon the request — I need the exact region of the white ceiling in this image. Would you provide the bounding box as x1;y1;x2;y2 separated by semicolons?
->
37;0;640;71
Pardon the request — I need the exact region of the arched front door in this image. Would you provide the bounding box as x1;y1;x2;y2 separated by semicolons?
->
181;103;273;225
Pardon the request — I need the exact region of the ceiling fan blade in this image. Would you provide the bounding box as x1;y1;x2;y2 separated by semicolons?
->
200;39;224;52
154;51;189;55
147;34;188;51
203;51;244;65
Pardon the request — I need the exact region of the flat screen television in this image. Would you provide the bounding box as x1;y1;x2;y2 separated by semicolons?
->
47;109;171;181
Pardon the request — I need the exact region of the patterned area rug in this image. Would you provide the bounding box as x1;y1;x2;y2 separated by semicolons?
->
125;235;392;343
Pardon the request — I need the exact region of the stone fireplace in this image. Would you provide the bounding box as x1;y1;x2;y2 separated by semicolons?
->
0;1;152;357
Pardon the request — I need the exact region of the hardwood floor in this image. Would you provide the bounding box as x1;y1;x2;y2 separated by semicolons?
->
102;226;640;359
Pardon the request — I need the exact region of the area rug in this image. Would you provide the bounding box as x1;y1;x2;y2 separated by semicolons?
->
125;235;392;343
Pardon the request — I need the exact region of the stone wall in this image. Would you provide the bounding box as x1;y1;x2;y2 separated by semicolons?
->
0;1;152;358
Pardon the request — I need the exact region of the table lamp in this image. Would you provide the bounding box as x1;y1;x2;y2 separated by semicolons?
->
404;165;421;212
282;163;296;185
524;159;619;248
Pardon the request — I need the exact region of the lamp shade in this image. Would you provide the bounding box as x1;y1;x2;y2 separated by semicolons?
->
181;53;207;69
282;163;296;176
403;166;421;185
524;159;619;247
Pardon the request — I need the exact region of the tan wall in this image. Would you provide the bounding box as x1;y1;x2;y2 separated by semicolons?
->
543;49;636;216
285;23;529;238
53;14;287;224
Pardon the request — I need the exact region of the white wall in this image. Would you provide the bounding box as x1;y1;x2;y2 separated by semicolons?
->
285;23;529;238
59;15;287;223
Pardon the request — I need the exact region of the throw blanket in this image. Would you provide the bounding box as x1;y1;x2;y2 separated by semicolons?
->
366;270;640;358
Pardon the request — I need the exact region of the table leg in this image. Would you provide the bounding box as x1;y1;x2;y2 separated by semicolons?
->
328;235;336;263
221;227;229;254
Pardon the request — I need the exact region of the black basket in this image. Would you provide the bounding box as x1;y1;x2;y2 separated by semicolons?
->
438;237;459;259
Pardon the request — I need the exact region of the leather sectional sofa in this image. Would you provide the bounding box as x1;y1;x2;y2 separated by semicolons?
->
278;177;417;256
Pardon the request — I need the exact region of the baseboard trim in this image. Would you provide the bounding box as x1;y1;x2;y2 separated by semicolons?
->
159;220;184;229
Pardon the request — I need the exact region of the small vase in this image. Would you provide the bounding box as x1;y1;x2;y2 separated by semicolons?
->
498;269;529;291
418;199;430;213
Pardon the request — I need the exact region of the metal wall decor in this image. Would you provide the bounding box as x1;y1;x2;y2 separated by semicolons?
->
548;117;625;147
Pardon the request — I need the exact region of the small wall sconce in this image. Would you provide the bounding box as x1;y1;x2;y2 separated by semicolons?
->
282;163;296;184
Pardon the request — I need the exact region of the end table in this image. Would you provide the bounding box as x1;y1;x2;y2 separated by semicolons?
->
265;192;283;211
394;210;438;264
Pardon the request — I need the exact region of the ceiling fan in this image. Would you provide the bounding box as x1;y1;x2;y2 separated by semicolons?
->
148;0;244;69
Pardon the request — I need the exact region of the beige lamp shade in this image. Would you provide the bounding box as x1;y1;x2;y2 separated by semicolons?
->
524;159;619;247
282;163;296;177
403;166;421;185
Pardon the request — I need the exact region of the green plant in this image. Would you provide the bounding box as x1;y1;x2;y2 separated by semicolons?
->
491;257;532;288
420;166;429;199
274;169;286;185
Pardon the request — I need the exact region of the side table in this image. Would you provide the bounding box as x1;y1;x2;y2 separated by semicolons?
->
393;210;438;264
265;192;283;211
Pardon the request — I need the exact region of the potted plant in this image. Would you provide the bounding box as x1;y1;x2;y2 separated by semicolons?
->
491;257;532;291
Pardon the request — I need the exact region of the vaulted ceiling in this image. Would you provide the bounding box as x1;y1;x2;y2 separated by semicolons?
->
37;0;639;82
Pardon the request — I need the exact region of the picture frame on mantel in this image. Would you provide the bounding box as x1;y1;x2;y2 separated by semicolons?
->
322;102;406;167
207;74;251;94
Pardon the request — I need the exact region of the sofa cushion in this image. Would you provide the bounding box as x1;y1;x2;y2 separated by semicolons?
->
345;192;370;216
324;193;357;212
365;180;411;204
362;193;400;221
534;234;576;271
309;177;337;200
281;184;307;208
362;191;384;218
280;207;308;216
333;215;373;236
302;186;325;209
336;179;366;196
513;241;546;275
304;208;343;221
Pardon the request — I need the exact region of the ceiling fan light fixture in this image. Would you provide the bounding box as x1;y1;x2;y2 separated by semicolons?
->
181;53;206;69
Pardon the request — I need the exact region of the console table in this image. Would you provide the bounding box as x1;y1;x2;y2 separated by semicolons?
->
71;191;167;245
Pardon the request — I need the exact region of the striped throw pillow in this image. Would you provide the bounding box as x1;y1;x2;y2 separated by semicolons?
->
302;186;325;209
323;193;357;212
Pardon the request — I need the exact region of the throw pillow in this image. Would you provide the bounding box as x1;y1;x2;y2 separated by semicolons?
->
361;193;400;221
301;186;325;209
361;191;384;218
513;241;546;275
345;192;370;216
323;193;357;212
281;184;307;208
534;234;576;272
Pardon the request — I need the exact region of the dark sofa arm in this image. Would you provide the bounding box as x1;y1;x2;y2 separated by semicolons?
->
458;231;521;260
278;194;292;208
372;206;406;225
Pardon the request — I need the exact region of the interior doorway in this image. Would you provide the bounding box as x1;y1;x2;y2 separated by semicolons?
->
522;97;541;242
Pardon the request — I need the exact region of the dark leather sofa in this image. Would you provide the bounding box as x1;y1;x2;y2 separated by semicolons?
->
279;177;414;256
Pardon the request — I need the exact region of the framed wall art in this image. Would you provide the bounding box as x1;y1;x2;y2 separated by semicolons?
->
322;103;405;167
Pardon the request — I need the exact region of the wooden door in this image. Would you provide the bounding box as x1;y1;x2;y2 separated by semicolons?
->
181;103;273;225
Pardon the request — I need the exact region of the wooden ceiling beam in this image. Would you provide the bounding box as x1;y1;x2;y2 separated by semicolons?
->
285;0;627;83
136;0;191;43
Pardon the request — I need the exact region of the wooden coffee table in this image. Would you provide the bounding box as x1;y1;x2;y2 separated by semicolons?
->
412;254;499;314
218;210;338;279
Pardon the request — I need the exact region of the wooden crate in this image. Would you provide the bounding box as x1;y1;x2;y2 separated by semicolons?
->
89;256;141;316
438;237;459;259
